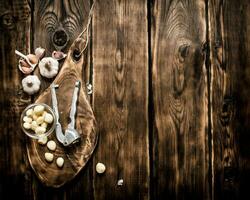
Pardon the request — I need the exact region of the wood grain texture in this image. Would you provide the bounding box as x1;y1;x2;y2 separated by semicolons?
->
0;0;33;199
151;0;209;199
92;0;149;199
27;37;97;188
209;0;250;199
33;0;91;94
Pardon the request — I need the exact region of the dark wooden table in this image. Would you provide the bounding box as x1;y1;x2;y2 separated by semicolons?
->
0;0;250;199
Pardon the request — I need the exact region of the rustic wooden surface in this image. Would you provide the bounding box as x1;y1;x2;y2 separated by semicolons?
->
151;0;209;199
209;0;250;199
0;0;33;199
1;0;250;199
92;0;149;199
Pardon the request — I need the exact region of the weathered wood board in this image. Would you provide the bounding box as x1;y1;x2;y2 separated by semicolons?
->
209;0;250;199
151;0;209;199
92;0;149;199
0;0;33;199
1;0;250;199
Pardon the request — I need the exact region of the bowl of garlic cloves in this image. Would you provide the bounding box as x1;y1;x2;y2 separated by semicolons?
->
20;103;56;139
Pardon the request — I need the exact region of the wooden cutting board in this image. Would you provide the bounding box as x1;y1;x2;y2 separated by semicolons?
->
26;38;98;187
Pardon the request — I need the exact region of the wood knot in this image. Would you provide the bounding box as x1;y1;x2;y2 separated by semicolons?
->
0;12;15;29
224;167;238;183
173;44;190;96
220;97;233;126
52;28;69;49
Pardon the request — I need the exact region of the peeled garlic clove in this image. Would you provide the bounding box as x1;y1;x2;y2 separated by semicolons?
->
38;135;48;145
44;113;53;124
47;140;56;151
52;51;67;60
34;105;45;115
23;122;31;130
23;116;32;123
35;47;45;59
32;114;38;120
96;163;106;174
45;152;54;162
42;111;47;118
35;126;46;135
56;157;64;168
36;116;44;125
26;109;33;116
31;121;38;131
41;122;48;129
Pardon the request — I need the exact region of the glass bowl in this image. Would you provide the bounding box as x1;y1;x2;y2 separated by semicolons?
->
20;103;56;139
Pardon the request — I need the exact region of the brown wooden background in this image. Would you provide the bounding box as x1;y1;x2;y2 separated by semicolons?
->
0;0;250;199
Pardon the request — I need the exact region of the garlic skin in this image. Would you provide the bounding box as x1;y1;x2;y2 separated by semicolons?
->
52;51;67;60
22;75;41;95
39;57;59;78
19;59;33;74
35;47;45;59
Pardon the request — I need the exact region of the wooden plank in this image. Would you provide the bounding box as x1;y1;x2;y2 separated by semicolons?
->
0;0;33;199
31;0;94;199
209;0;250;199
92;0;149;199
151;0;209;199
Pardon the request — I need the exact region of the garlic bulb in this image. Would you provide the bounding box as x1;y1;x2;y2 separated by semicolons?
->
39;57;59;78
22;75;41;95
35;47;45;59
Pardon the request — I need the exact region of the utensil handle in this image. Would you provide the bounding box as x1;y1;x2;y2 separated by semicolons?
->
68;81;80;129
15;50;27;59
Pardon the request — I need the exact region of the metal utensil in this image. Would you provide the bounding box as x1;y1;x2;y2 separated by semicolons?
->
64;81;81;145
50;81;81;146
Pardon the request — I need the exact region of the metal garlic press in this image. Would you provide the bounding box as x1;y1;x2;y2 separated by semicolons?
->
51;81;81;146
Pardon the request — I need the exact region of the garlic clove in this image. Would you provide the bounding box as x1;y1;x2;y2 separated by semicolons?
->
56;157;64;168
35;47;45;59
44;113;53;124
52;51;67;60
27;54;38;65
18;59;33;74
32;114;38;120
36;116;44;125
45;152;54;162
23;122;31;130
47;140;56;151
31;121;38;131
41;122;48;129
34;105;45;115
38;135;48;145
26;109;33;116
23;116;32;123
15;50;38;71
96;163;106;174
35;126;46;135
